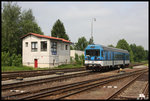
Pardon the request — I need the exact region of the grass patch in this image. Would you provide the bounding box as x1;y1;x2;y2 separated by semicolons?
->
1;64;84;72
132;60;148;64
1;65;52;72
55;63;83;69
1;66;34;72
144;64;148;66
129;66;133;69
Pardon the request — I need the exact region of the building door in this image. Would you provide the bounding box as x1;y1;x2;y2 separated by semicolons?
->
34;59;38;68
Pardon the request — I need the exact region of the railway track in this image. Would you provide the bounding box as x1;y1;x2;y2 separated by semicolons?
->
2;68;148;100
109;72;149;100
2;62;145;81
2;67;86;81
2;71;93;91
107;72;147;100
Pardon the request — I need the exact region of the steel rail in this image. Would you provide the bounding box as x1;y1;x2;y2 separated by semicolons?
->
4;69;147;100
55;69;148;100
2;71;92;91
2;67;86;81
106;71;147;100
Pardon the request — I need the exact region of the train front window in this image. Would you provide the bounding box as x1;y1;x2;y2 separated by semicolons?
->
86;50;100;56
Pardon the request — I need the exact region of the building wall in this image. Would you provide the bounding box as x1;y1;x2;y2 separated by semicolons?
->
57;41;70;65
22;35;51;68
22;35;70;68
70;50;84;59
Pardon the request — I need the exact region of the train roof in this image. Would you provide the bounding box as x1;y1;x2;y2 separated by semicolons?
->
86;44;129;54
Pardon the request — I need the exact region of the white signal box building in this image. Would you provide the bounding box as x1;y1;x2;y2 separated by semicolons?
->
21;33;71;68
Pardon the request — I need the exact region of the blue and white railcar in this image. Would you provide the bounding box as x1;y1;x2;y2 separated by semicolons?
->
84;44;130;71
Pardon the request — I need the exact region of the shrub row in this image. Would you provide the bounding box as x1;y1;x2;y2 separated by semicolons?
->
1;52;22;66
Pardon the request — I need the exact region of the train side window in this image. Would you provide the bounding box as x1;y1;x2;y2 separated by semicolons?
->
109;52;111;60
105;51;108;60
101;50;104;58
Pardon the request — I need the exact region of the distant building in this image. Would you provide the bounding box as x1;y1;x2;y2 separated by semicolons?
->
21;33;71;68
70;50;84;59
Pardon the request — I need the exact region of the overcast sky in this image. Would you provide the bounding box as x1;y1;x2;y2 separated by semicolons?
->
2;1;148;50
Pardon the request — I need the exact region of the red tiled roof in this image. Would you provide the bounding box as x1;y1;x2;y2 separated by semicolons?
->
21;33;71;43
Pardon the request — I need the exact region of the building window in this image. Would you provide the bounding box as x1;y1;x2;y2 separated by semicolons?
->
51;42;57;55
25;42;28;47
41;41;47;51
65;45;68;50
31;42;38;52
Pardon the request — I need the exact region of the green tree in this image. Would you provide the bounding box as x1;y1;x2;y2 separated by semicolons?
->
70;45;74;50
144;50;148;60
1;52;11;66
108;44;115;48
20;9;43;35
116;39;134;62
136;46;145;62
51;19;69;40
2;2;43;55
18;9;43;54
2;2;21;55
130;44;137;61
130;44;146;62
89;36;94;44
74;37;88;51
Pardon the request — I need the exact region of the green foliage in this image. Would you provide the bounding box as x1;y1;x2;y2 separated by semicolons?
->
89;36;94;44
79;54;85;65
108;44;115;47
2;2;43;56
2;2;21;55
51;19;69;40
20;9;43;35
1;52;22;66
2;66;33;72
2;52;11;66
75;53;79;63
74;53;84;65
144;50;148;60
11;54;22;66
130;44;147;62
116;39;134;62
70;45;74;50
74;37;88;51
56;64;82;69
70;57;75;64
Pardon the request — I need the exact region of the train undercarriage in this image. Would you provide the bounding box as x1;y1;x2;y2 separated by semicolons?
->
85;64;129;72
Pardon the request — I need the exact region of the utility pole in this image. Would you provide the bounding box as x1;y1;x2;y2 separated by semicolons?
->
91;18;96;44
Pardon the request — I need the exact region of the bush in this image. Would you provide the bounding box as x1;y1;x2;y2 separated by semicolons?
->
70;57;75;64
75;53;84;65
11;54;22;66
1;52;22;66
1;52;11;66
